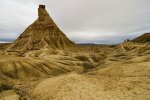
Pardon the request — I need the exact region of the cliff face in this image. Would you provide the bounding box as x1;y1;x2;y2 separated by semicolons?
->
7;5;75;51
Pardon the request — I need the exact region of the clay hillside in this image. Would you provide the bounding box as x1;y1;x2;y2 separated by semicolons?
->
7;5;75;52
132;33;150;43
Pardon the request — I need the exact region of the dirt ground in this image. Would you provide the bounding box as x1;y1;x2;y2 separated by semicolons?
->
0;42;150;100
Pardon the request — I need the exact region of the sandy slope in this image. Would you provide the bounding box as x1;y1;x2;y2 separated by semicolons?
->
0;42;149;100
33;55;150;100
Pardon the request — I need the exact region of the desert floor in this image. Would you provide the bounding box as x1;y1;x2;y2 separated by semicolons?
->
0;42;150;100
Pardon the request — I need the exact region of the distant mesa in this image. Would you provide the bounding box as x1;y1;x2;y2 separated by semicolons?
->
7;5;76;52
132;33;150;43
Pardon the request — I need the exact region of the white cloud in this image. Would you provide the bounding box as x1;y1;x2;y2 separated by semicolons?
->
0;0;150;44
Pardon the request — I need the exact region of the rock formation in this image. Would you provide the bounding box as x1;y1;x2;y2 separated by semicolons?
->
7;5;75;52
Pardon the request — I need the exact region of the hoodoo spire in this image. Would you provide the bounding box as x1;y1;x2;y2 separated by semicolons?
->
7;5;76;52
38;5;47;21
38;5;52;21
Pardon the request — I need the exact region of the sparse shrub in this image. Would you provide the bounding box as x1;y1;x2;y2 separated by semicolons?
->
0;84;12;92
75;55;89;61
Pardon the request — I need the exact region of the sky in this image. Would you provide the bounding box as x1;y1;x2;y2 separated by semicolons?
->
0;0;150;44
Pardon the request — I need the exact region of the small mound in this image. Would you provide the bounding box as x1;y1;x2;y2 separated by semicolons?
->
114;41;150;55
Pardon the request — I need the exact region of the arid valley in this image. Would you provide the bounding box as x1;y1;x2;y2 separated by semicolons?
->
0;5;150;100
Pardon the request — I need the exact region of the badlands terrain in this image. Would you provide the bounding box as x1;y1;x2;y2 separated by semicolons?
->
0;5;150;100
